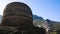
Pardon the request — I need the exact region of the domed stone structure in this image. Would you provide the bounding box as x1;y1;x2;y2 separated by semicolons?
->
1;2;33;27
1;2;46;34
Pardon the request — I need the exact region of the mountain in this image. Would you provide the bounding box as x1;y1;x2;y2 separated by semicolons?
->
0;15;2;23
33;15;60;31
46;19;60;27
0;15;2;19
46;19;60;30
33;15;43;20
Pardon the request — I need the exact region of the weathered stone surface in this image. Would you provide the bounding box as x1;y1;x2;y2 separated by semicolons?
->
1;2;33;27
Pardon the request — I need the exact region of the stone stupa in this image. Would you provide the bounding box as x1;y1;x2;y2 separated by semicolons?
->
1;2;46;34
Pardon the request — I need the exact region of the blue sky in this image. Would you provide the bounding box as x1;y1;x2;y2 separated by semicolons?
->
0;0;60;21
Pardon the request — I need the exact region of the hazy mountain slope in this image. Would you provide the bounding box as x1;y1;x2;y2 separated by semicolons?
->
33;15;43;20
0;15;2;23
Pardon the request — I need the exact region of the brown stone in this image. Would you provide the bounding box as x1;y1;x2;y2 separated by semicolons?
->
1;2;33;27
